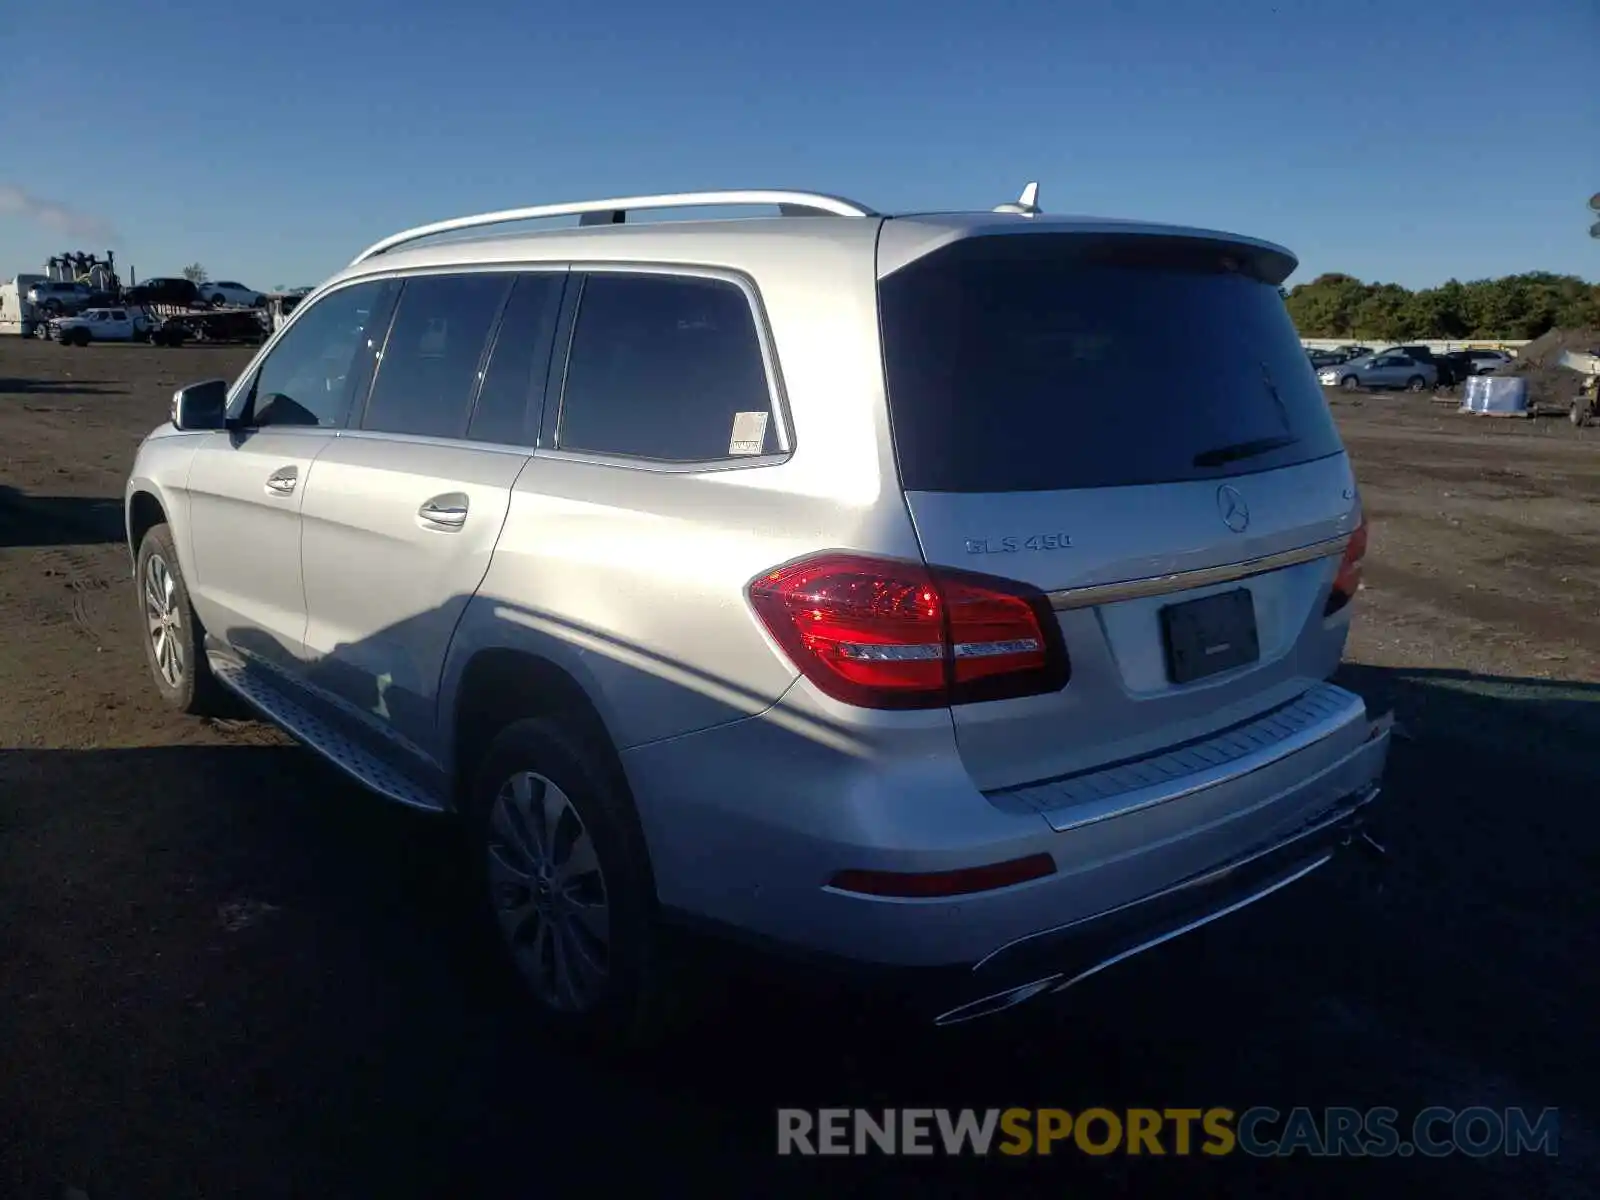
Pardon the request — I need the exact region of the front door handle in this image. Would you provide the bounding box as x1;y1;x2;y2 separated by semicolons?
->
417;493;468;529
265;465;298;495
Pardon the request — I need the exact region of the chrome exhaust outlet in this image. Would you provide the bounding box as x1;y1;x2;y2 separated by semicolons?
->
932;975;1063;1027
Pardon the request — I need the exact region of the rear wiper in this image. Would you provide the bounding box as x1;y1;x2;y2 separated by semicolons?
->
1192;434;1298;468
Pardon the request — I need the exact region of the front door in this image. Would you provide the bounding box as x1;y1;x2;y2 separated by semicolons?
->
183;277;397;673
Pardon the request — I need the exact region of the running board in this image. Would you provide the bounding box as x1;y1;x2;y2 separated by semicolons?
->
207;653;447;813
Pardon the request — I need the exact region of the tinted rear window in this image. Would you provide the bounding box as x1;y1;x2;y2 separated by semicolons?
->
878;234;1343;492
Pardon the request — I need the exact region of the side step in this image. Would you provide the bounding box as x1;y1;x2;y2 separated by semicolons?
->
207;652;446;813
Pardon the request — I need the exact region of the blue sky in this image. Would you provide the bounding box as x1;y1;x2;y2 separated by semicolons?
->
3;0;1594;292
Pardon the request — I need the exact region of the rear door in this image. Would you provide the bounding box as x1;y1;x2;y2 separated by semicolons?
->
877;229;1361;791
297;269;566;768
1371;354;1412;386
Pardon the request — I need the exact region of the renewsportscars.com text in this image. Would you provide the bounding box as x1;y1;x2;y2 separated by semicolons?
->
777;1106;1560;1158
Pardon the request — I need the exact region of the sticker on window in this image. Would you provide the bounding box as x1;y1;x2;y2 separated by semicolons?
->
729;410;769;456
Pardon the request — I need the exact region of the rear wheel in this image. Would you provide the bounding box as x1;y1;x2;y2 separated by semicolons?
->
1340;375;1360;392
1406;375;1426;393
135;523;225;715
465;718;683;1050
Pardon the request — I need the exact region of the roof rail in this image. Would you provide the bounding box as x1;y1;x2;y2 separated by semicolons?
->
349;189;879;266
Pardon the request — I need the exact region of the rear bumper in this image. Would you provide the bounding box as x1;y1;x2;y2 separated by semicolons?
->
924;782;1381;1025
626;682;1392;998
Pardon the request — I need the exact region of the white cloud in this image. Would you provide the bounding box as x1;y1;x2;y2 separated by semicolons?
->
0;183;118;242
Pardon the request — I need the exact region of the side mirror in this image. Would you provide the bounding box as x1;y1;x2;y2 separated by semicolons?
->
170;379;229;431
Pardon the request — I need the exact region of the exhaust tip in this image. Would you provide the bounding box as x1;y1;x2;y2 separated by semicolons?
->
932;975;1063;1027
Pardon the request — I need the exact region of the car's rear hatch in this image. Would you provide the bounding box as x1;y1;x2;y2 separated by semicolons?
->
877;220;1361;792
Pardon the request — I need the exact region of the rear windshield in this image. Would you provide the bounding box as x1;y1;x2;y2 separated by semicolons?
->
878;234;1344;492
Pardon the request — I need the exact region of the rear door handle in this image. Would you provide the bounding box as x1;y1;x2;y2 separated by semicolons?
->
417;493;468;529
265;465;298;495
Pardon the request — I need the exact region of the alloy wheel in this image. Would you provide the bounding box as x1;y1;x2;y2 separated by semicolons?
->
486;771;611;1012
143;554;185;688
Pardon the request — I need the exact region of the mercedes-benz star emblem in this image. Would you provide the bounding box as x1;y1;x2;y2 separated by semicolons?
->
1217;485;1250;533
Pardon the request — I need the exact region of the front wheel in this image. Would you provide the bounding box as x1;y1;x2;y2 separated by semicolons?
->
135;523;225;715
1406;375;1426;393
1340;375;1360;392
1574;400;1593;428
466;718;683;1049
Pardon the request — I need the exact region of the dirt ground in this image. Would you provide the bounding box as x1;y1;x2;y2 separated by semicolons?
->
2;340;1598;1199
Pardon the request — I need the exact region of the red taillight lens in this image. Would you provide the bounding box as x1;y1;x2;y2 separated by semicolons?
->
829;853;1057;898
1325;518;1367;616
747;553;1070;709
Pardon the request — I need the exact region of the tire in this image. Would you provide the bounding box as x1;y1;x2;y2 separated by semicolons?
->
210;293;225;307
134;523;226;715
1406;375;1426;393
1340;375;1360;392
1574;400;1592;429
464;717;682;1050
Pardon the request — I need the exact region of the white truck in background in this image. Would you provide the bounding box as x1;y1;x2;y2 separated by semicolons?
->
49;306;152;346
1;274;48;336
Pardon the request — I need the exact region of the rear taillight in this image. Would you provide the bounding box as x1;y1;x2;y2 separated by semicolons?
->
747;553;1070;709
1324;518;1367;616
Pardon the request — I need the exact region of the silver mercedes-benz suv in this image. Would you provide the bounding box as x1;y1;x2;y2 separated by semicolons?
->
125;184;1390;1042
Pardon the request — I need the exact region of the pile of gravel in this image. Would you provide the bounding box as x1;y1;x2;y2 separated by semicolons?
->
1493;327;1600;406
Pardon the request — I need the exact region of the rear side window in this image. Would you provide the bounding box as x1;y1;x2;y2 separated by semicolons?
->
467;272;566;446
556;273;777;462
878;234;1344;492
361;273;509;438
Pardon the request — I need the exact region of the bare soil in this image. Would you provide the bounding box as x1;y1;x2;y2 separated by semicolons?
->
2;339;1598;1199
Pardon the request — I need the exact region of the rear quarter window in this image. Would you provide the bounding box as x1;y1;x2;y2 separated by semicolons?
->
555;272;778;463
878;234;1344;492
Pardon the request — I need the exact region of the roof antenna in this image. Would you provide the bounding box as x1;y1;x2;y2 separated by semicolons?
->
993;181;1041;216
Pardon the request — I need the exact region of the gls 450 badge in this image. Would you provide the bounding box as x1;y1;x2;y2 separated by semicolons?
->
965;533;1073;554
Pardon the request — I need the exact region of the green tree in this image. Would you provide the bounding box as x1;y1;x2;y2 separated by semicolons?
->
1284;271;1599;339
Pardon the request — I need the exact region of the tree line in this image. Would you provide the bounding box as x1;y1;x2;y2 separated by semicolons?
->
1282;272;1600;341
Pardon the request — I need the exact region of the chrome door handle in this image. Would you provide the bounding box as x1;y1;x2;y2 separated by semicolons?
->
265;466;298;495
417;493;468;529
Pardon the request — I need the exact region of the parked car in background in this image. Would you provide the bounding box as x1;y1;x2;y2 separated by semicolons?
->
1320;351;1438;392
1463;349;1513;375
200;280;267;308
124;277;200;308
1307;349;1347;369
1334;344;1373;360
26;281;92;315
51;306;150;346
1385;345;1469;387
1436;351;1474;385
